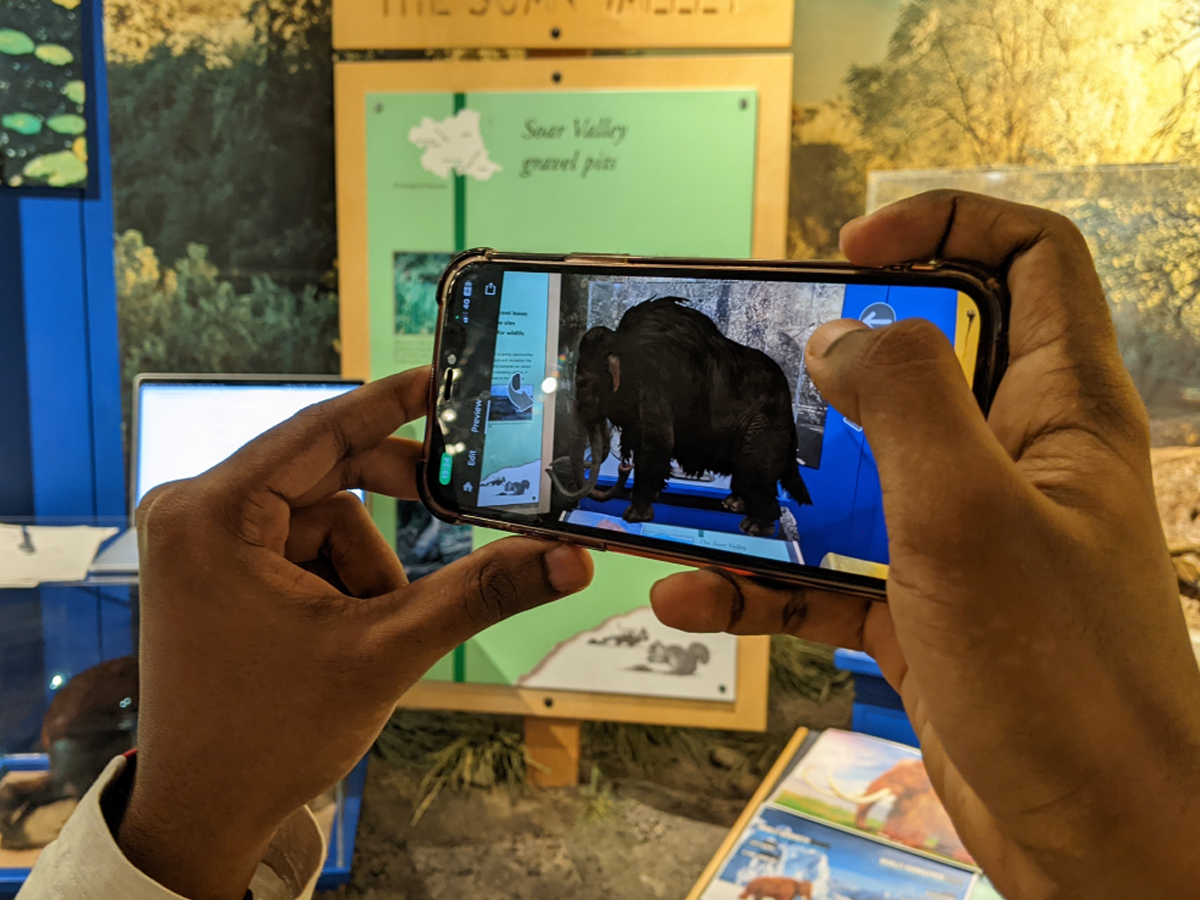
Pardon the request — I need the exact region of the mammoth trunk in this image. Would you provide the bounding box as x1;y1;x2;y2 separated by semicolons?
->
548;425;609;501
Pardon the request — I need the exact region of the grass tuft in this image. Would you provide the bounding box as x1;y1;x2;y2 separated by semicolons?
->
374;709;532;824
582;721;706;773
769;634;851;703
579;765;616;822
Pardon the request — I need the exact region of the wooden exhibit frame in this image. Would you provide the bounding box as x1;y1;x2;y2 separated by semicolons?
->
336;54;792;384
336;55;789;735
332;0;794;52
394;633;770;730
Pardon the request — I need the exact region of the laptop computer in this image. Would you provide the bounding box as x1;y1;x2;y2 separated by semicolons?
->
90;374;363;574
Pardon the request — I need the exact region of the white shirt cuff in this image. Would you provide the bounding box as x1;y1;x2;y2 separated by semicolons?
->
16;755;326;900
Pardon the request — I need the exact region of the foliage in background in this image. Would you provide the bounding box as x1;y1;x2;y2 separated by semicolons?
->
1074;189;1200;411
787;0;1200;421
846;0;1176;169
115;229;338;405
107;0;335;294
107;0;340;425
105;0;253;63
394;253;451;336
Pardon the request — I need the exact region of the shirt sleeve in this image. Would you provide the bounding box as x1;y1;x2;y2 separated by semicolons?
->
16;755;326;900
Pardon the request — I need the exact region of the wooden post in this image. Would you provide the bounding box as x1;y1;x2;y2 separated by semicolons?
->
524;716;582;787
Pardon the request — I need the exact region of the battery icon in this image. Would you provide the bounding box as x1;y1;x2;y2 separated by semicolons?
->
463;282;473;298
438;452;453;485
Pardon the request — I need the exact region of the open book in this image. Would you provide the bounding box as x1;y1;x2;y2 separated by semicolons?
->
693;729;1004;900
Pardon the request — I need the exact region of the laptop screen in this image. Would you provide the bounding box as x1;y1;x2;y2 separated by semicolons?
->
134;379;362;507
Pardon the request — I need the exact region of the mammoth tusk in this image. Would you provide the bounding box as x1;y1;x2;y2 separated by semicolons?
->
546;436;605;500
547;458;583;501
799;765;894;807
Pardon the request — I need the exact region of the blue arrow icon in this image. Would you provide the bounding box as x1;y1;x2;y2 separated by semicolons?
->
860;302;896;329
507;372;534;412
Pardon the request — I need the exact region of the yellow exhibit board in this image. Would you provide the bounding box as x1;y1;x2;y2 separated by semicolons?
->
332;0;794;51
336;55;791;730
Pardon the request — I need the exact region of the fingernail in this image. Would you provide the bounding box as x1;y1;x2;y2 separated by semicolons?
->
545;544;591;593
807;318;870;360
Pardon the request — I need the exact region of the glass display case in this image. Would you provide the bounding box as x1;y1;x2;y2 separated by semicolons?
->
0;517;366;895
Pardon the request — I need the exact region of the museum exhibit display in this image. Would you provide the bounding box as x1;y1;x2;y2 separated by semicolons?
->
3;0;1200;895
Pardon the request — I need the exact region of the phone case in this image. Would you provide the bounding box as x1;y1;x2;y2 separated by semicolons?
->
417;250;1010;598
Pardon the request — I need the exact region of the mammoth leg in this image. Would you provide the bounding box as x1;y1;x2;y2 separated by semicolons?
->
723;471;748;513
737;470;781;537
624;397;672;523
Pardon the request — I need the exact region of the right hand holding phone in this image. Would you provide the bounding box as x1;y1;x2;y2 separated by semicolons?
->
650;191;1200;898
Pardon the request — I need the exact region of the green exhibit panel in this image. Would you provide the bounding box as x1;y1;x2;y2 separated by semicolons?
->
463;530;739;702
360;86;760;702
364;88;758;381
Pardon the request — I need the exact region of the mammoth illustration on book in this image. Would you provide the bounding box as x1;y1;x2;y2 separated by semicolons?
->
739;876;813;900
0;656;138;850
548;297;812;536
803;758;971;864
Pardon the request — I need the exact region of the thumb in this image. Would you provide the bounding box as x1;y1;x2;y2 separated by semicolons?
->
805;317;1017;545
384;537;594;662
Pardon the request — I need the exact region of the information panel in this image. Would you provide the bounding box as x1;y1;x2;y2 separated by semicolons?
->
336;55;790;729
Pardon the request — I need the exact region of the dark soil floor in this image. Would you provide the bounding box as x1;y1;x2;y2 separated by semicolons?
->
323;674;853;900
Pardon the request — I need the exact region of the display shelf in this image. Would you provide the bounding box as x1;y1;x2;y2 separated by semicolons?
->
0;515;130;590
1;520;367;891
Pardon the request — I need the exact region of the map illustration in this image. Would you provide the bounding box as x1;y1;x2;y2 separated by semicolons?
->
408;108;501;181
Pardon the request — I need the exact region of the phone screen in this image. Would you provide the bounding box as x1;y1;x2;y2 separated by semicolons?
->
428;262;986;586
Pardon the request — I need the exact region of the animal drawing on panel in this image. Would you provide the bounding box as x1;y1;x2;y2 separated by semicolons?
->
588;627;649;647
630;640;710;676
480;475;533;497
739;876;813;900
548;297;812;536
802;758;972;864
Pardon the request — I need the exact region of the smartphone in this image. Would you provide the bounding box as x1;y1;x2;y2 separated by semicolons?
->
418;251;1008;598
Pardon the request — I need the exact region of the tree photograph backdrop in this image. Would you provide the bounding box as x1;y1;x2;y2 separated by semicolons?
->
790;0;1200;442
105;0;1200;442
107;0;344;421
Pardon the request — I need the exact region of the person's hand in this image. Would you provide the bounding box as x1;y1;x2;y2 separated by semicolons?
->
119;369;593;900
651;191;1200;899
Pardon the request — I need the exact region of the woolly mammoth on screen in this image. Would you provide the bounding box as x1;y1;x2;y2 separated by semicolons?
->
433;263;979;575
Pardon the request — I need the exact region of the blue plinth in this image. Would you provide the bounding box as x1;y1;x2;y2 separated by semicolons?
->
834;648;918;747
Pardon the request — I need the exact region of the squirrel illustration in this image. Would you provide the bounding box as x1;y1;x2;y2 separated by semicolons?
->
636;640;710;676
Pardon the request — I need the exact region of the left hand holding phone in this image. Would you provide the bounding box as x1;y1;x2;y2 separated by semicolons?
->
119;366;593;900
